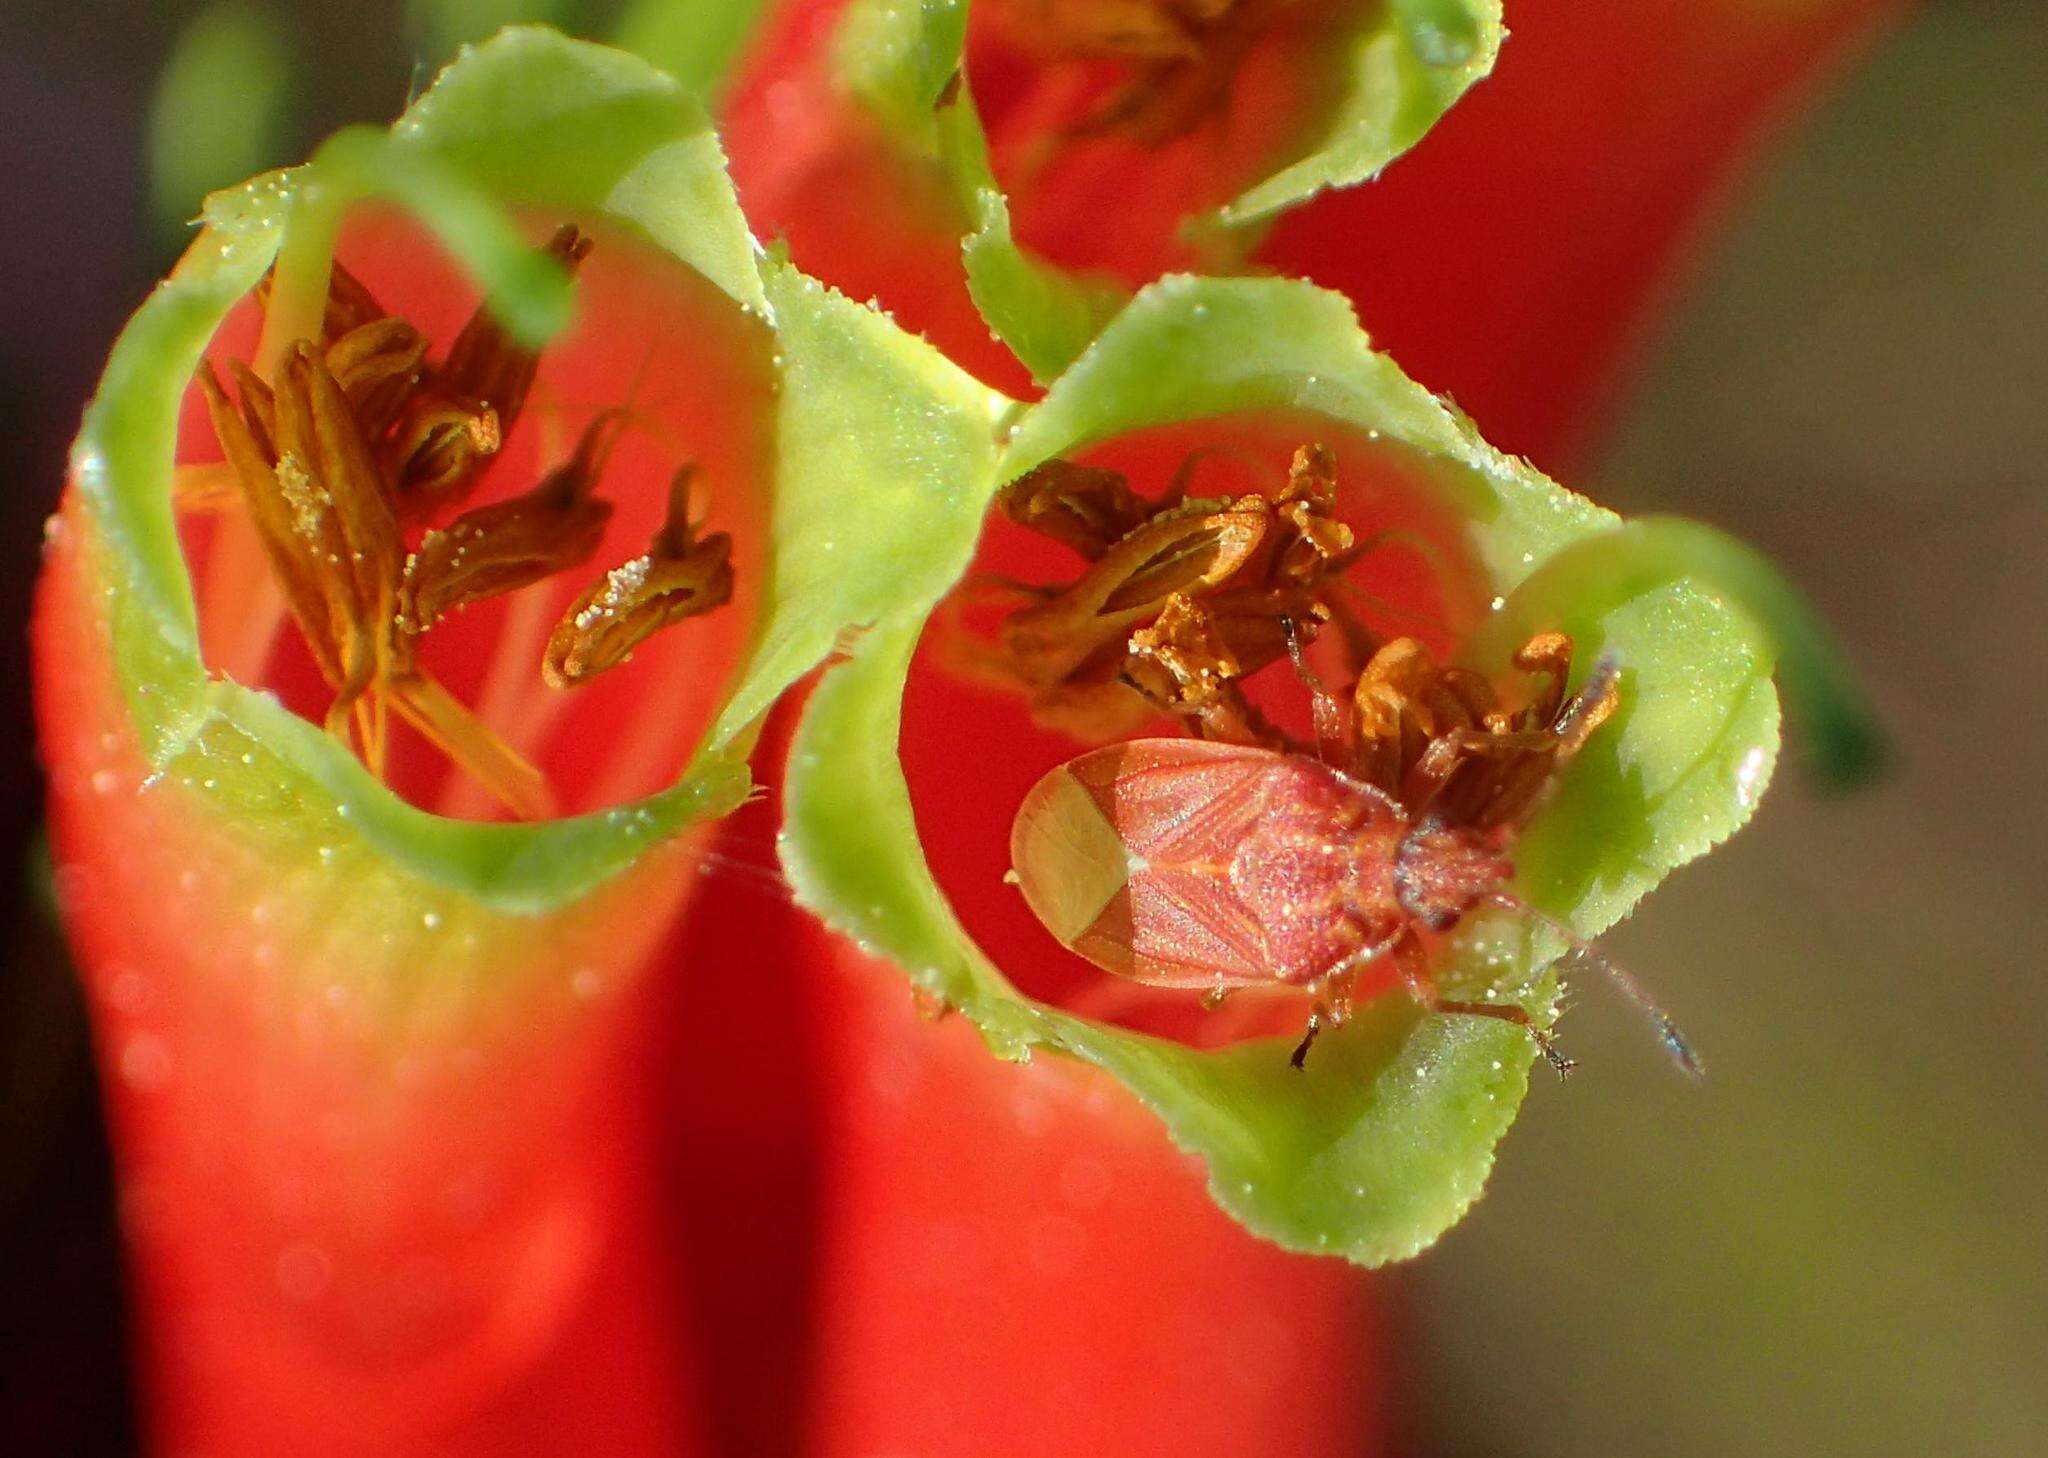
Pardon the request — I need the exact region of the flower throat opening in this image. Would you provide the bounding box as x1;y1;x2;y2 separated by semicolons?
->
175;217;768;821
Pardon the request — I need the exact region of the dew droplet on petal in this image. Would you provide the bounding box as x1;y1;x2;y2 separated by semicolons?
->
275;1242;334;1302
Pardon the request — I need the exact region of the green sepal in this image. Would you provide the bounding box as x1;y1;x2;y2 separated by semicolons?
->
709;259;1011;742
934;79;1130;383
833;0;1123;383
780;274;1789;1263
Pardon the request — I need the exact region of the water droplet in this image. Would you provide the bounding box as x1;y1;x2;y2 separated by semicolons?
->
1059;1157;1111;1209
100;969;147;1017
1010;1089;1055;1136
1734;744;1770;810
120;1035;172;1090
421;911;442;931
275;1242;333;1302
51;863;93;913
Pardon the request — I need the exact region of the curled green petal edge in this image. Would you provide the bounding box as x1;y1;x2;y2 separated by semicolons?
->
832;0;1502;380
71;26;1004;915
780;274;1786;1264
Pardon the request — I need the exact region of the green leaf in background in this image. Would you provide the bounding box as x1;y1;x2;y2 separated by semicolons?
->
780;273;1800;1263
406;0;577;58
611;0;778;100
148;2;294;243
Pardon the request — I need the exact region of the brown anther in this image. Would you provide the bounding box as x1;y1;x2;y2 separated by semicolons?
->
1123;591;1282;745
1337;633;1618;838
953;441;1371;742
998;459;1152;558
189;225;678;820
196;360;349;691
1271;443;1353;578
984;0;1294;145
386;224;592;517
387;395;503;510
324;317;428;439
1508;631;1575;729
444;225;592;419
271;340;408;752
1002;494;1269;686
542;465;734;688
401;410;623;637
984;0;1212;63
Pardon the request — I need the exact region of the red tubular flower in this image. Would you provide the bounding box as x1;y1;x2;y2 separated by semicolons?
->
36;11;1894;1458
710;2;1897;1455
725;0;1900;432
33;33;797;1455
37;215;768;1452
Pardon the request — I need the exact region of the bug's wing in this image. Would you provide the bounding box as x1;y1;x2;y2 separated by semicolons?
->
1012;739;1382;988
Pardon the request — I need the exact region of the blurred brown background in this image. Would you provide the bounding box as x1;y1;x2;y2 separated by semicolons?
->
1;1;2042;1454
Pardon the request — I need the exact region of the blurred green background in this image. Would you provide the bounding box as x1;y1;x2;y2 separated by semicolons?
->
1406;3;2048;1452
0;1;2040;1454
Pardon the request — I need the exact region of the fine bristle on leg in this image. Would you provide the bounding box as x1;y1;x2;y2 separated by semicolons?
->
1389;930;1573;1077
1489;892;1705;1079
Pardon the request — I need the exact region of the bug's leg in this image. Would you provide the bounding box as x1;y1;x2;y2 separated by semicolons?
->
1282;617;1351;767
1289;1006;1326;1070
1400;726;1559;824
1488;892;1703;1078
1289;959;1362;1070
1322;525;1462;642
1392;931;1574;1078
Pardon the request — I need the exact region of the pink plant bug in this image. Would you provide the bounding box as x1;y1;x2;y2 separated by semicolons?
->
1008;633;1704;1075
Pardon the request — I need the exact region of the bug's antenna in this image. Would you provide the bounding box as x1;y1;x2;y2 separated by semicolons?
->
1489;893;1705;1079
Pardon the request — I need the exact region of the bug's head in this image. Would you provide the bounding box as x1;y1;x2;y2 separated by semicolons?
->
1392;818;1513;932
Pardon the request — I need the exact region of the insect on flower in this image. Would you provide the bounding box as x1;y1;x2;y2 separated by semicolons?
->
1010;629;1703;1074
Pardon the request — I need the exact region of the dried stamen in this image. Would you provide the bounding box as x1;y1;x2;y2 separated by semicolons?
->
402;410;622;635
186;224;734;819
543;466;735;688
983;0;1298;146
955;441;1365;741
